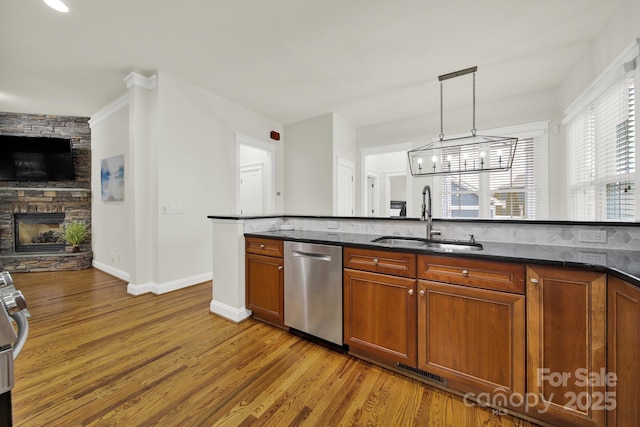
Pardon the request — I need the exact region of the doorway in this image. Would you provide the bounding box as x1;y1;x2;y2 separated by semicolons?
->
236;133;276;215
361;142;413;217
386;173;407;216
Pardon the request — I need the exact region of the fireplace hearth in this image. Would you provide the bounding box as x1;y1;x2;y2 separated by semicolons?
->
14;213;66;253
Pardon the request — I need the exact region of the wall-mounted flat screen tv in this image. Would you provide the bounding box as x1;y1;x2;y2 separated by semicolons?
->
0;135;75;181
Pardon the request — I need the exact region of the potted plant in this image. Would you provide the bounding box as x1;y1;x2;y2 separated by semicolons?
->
56;220;89;252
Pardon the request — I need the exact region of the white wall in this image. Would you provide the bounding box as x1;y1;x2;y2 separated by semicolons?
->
363;151;407;215
283;112;357;215
91;70;283;292
153;70;283;285
559;0;640;111
333;113;357;215
357;87;564;218
284;113;334;215
333;113;357;163
90;100;131;280
240;144;270;167
389;176;406;201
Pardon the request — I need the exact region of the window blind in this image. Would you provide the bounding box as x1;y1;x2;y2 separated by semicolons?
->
439;129;543;220
489;137;536;219
567;75;636;221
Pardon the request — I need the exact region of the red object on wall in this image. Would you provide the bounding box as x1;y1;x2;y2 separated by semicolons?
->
270;131;280;141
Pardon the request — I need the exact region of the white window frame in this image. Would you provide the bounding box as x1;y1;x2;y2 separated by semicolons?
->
434;121;549;220
563;40;639;221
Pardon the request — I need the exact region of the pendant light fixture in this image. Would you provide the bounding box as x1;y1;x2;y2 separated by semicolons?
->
408;66;518;176
43;0;69;13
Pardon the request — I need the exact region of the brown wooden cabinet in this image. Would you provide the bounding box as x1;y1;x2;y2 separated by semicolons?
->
417;254;525;293
240;235;640;427
526;265;607;427
245;237;284;326
343;248;417;366
607;276;640;427
417;255;525;400
344;247;416;277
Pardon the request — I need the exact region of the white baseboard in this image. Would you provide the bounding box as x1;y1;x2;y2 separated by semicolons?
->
126;272;213;296
153;272;212;294
210;300;252;323
92;260;130;282
127;282;154;295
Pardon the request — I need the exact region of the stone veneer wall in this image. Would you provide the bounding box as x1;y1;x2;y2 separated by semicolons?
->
0;112;92;271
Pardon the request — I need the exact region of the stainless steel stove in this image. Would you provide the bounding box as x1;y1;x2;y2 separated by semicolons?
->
0;271;30;427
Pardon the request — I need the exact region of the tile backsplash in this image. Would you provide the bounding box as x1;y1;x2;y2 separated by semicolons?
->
243;217;640;251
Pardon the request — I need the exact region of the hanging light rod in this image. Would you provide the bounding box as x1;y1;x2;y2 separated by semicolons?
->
438;66;478;82
407;65;518;177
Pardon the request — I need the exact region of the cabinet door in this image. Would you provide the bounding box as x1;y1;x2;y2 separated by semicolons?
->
246;253;284;326
607;276;640;427
417;280;525;397
343;269;417;367
526;266;606;427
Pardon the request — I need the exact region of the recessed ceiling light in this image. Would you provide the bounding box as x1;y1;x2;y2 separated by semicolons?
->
43;0;69;13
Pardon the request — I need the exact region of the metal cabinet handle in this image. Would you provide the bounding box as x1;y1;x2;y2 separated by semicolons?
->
260;244;266;249
373;258;379;265
419;290;425;297
462;269;469;276
530;278;539;284
408;289;414;295
278;265;283;271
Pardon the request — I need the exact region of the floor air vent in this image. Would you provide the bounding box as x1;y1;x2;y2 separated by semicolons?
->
397;363;448;386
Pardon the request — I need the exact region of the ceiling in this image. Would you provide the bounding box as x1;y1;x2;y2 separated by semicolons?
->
0;0;621;127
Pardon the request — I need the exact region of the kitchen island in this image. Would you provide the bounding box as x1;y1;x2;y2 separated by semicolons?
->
209;215;640;427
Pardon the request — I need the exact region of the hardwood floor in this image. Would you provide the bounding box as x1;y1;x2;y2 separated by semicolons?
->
9;268;536;426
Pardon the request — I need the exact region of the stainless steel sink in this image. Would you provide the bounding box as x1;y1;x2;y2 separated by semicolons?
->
371;236;483;251
423;241;483;251
371;237;428;248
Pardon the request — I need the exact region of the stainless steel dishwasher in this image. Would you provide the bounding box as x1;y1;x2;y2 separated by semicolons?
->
284;241;343;345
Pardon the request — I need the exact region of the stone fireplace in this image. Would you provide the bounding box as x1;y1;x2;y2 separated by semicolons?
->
0;112;93;272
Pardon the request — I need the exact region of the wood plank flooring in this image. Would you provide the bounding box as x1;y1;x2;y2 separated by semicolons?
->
9;268;537;426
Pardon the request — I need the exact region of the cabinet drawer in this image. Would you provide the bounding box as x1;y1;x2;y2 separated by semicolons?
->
344;247;416;278
245;237;283;257
417;255;524;294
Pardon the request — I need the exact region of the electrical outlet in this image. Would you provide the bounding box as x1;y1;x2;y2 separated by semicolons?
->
579;252;607;265
327;221;338;229
578;230;607;243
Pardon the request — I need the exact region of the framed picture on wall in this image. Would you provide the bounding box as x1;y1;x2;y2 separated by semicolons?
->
101;154;124;201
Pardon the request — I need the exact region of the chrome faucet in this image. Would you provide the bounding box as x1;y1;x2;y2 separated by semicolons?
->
421;185;441;239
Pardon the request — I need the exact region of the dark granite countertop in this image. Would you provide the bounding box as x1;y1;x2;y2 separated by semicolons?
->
209;214;640;227
244;229;640;288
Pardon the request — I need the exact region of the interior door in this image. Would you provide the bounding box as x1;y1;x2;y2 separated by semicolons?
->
240;166;263;215
337;160;354;216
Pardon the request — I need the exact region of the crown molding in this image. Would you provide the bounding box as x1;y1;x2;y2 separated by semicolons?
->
124;72;157;90
89;92;129;128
